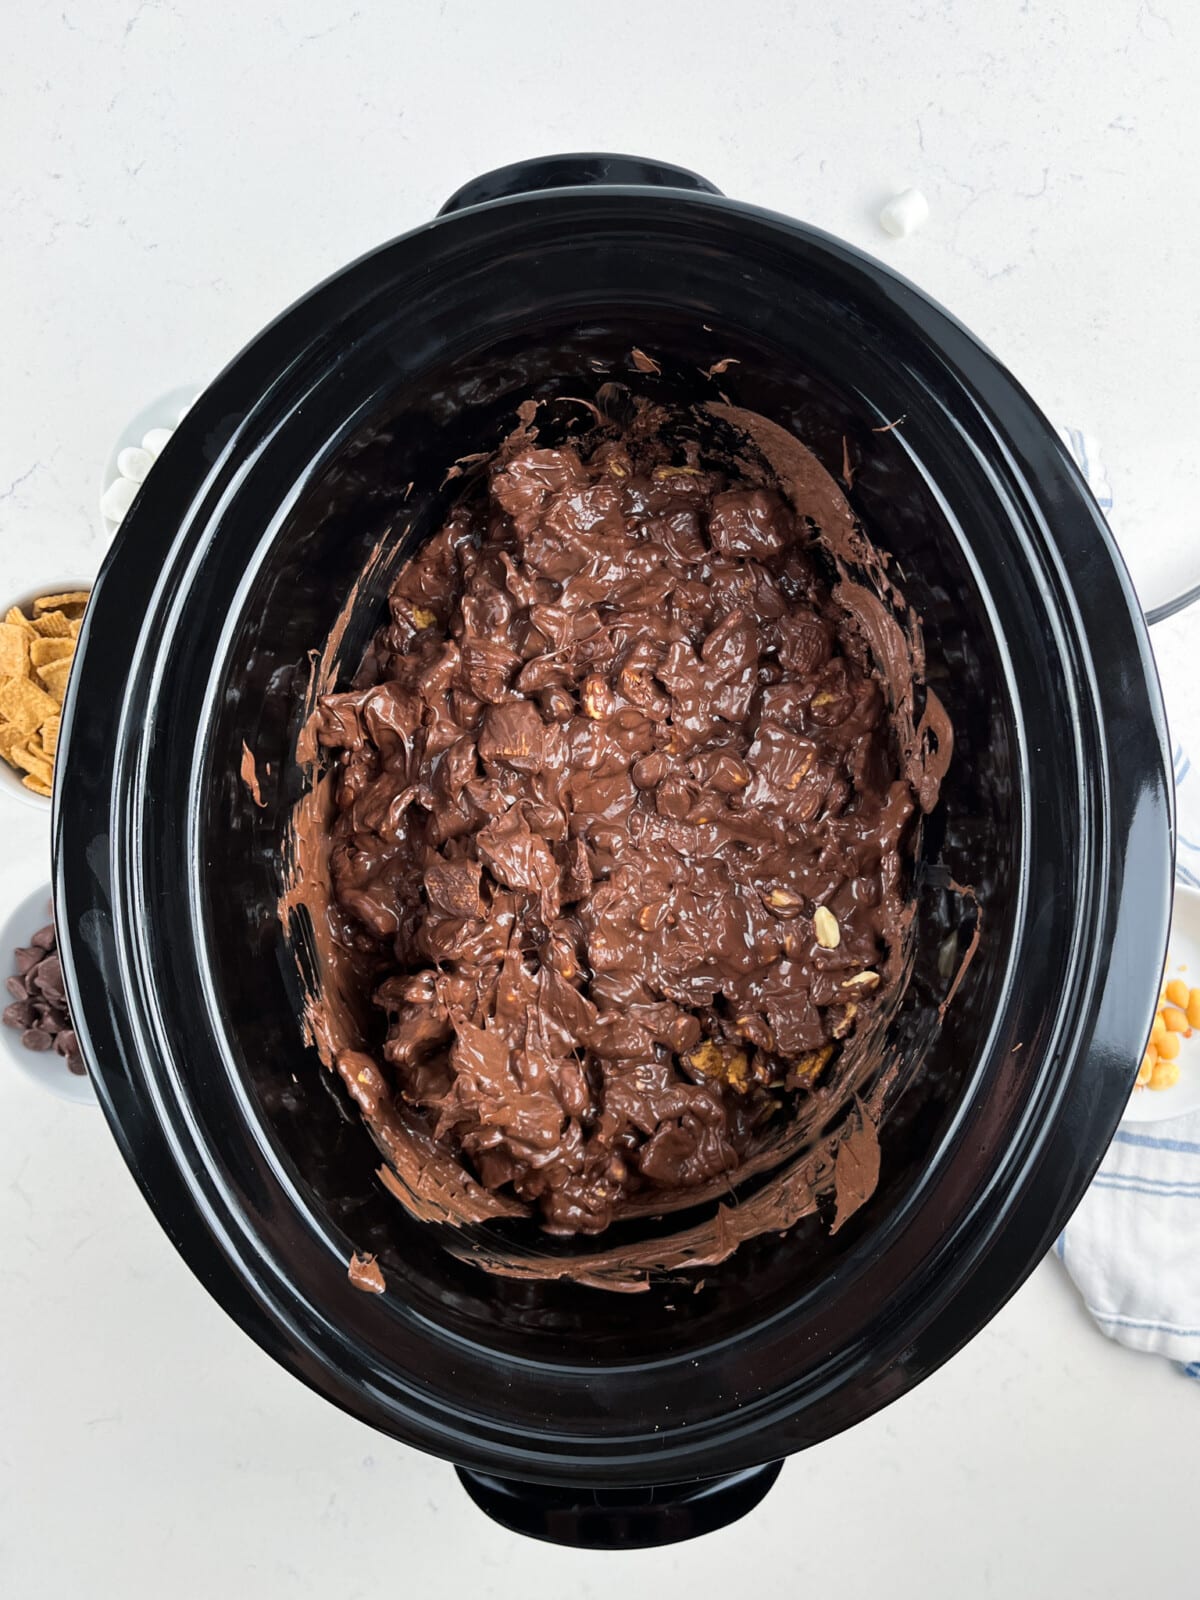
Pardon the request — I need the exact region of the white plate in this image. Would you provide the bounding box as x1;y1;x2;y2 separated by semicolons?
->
98;383;201;537
1057;426;1200;625
0;882;96;1106
1122;883;1200;1123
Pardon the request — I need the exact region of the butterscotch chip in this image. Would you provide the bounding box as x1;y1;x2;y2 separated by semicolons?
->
22;773;53;797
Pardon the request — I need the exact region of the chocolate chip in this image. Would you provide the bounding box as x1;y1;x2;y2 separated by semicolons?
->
3;1000;35;1030
30;924;57;952
5;975;28;1002
33;954;64;1002
20;1028;53;1052
55;1029;79;1058
13;947;41;975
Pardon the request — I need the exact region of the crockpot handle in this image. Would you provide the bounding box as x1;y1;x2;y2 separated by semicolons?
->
455;1460;782;1549
438;153;723;216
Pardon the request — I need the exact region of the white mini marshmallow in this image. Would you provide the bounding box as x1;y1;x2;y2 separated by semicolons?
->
879;187;930;238
101;475;139;523
141;426;174;458
176;398;193;425
117;445;154;483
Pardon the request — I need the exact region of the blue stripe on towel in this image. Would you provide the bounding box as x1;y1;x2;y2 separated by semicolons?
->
1092;1177;1200;1200
1094;1170;1200;1190
1094;1168;1200;1191
1090;1310;1200;1336
1113;1129;1200;1156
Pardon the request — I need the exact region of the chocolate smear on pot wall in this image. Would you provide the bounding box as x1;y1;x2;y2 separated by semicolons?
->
240;740;265;808
347;1252;386;1294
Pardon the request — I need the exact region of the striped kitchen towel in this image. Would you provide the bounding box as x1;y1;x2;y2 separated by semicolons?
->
1055;427;1200;1377
1056;1129;1200;1377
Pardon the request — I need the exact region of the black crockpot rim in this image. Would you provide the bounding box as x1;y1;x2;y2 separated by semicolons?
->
54;183;1172;1484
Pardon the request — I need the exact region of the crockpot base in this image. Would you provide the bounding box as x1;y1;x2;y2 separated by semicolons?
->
456;1461;785;1549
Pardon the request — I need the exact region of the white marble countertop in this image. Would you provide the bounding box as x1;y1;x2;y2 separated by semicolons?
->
2;2;1197;1594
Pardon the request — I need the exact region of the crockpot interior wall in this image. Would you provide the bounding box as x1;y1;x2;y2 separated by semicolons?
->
199;298;1020;1362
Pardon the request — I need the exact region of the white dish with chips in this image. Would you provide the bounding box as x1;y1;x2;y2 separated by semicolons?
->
0;580;92;810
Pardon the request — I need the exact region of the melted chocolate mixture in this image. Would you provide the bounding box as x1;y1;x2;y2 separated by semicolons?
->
314;414;924;1237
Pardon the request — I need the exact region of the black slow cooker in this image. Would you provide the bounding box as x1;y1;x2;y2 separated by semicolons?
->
55;155;1174;1548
